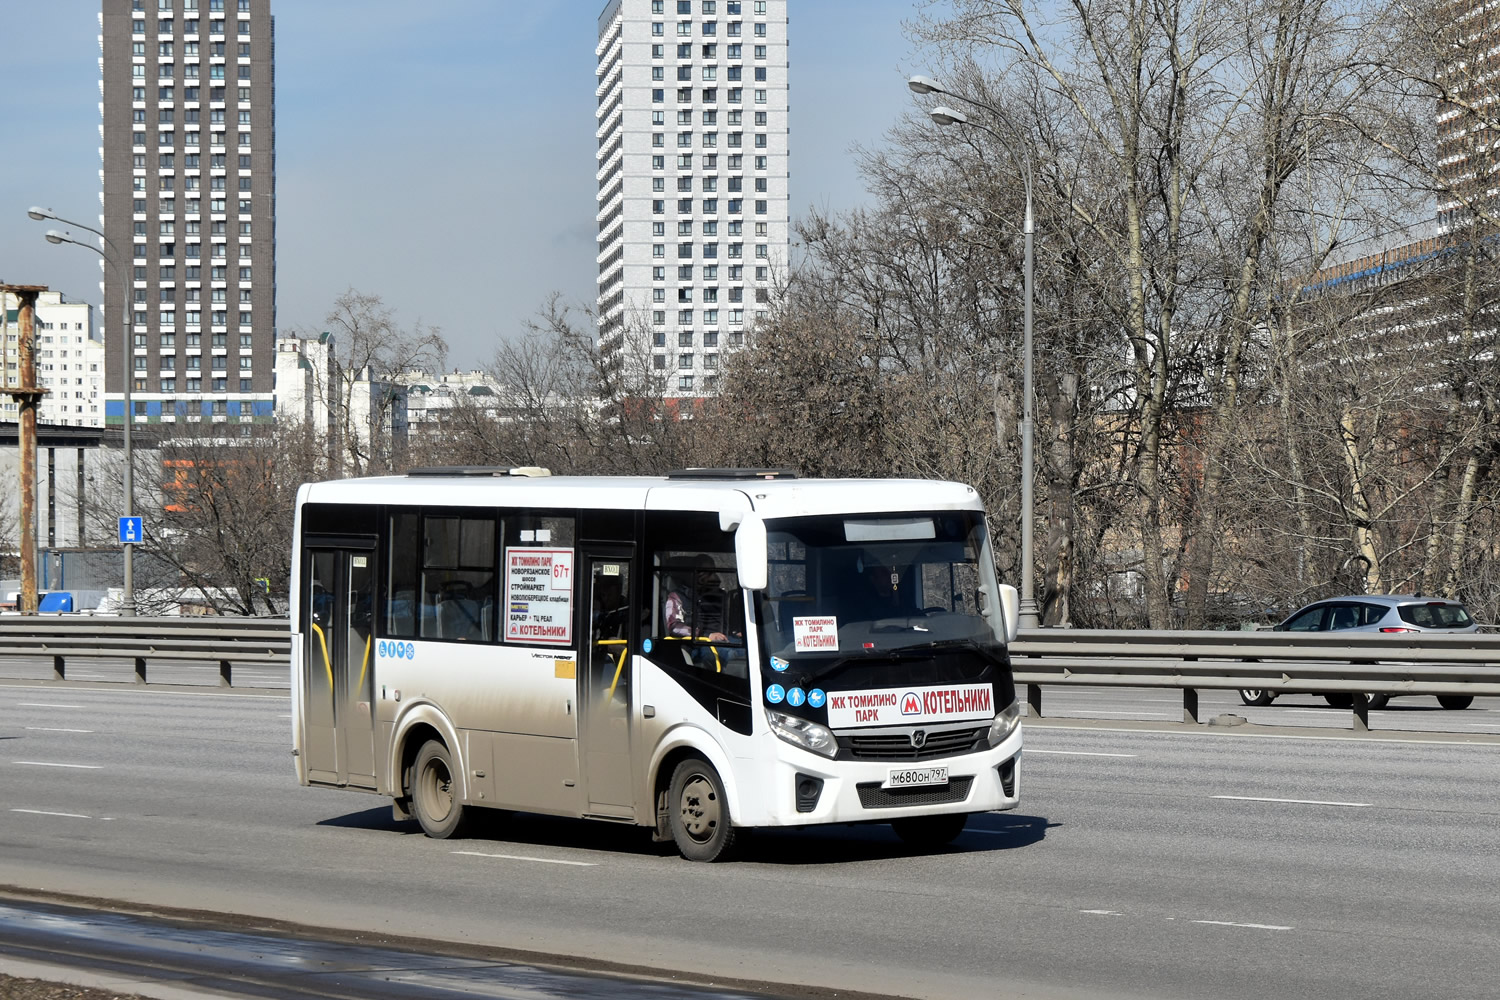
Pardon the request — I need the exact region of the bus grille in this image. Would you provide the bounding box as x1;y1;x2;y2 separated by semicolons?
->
842;727;987;761
856;776;974;809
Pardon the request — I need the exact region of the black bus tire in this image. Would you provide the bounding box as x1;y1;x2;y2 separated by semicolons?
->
668;757;738;862
411;739;467;839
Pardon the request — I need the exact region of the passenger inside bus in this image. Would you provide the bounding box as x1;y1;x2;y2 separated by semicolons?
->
658;553;746;677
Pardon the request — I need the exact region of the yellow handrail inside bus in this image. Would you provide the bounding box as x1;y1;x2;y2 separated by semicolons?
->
598;638;628;701
309;622;333;692
660;636;723;672
356;632;372;695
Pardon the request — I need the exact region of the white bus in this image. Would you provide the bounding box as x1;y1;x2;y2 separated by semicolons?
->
291;467;1022;861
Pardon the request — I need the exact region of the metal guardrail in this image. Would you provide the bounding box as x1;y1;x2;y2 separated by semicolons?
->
2;619;1494;731
0;615;289;687
1009;628;1500;731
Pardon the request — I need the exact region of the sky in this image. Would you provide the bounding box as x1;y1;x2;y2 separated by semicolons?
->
0;1;931;371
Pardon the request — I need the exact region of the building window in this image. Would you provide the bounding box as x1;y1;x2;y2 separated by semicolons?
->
678;374;694;391
678;353;693;369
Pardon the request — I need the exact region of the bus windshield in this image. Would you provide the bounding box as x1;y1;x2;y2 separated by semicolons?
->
754;510;1006;686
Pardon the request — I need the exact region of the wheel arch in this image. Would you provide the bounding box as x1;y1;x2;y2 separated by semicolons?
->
648;726;742;830
390;703;466;802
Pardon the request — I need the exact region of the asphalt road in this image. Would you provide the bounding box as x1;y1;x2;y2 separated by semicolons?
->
1;681;1497;1000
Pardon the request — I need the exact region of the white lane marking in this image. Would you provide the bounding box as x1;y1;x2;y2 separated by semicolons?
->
1031;724;1500;747
24;727;94;734
1029;749;1138;757
16;703;84;709
11;761;103;769
452;850;596;867
1192;919;1294;931
1213;795;1371;807
1081;909;1122;916
11;809;91;819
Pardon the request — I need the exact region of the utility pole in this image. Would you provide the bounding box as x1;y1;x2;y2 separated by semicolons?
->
1;284;50;615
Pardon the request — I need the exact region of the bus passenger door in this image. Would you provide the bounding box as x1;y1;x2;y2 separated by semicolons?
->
301;541;377;789
582;552;635;816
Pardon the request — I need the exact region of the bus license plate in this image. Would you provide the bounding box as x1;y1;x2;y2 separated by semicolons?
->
884;766;948;789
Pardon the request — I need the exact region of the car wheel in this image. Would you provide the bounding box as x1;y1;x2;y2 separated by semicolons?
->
1437;695;1473;710
1324;694;1353;709
891;813;970;849
1365;694;1389;710
668;757;738;862
411;739;467;839
1239;689;1275;706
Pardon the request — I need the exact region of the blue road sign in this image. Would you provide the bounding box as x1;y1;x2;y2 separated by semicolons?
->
118;516;143;544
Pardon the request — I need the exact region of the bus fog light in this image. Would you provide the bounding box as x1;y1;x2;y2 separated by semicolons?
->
987;700;1022;747
766;709;839;758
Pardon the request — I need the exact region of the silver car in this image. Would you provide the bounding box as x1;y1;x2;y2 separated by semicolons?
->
1239;595;1479;710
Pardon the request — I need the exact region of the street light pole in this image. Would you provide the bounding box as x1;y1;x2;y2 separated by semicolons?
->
907;79;1041;628
29;207;136;616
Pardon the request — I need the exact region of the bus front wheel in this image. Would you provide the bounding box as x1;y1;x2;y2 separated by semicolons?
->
891;813;969;849
668;757;738;862
411;739;466;839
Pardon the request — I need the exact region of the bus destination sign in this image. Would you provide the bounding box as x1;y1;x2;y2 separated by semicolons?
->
505;547;574;645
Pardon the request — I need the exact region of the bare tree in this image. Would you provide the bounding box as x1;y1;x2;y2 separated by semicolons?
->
298;289;447;475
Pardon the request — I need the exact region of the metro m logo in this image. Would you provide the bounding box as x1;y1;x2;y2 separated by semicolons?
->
900;692;921;715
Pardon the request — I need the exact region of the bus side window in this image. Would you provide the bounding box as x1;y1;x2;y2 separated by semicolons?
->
385;510;420;638
643;511;749;690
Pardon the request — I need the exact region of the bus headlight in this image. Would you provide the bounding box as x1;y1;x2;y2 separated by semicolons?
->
987;699;1023;747
766;709;839;758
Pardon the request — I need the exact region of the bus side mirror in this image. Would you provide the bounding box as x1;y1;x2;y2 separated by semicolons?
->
734;514;768;591
999;584;1020;643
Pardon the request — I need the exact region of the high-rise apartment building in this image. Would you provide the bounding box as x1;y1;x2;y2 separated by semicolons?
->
99;0;276;427
595;0;788;394
1435;2;1500;230
1;291;105;427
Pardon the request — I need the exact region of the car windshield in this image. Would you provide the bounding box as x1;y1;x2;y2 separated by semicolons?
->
1398;602;1473;628
754;510;1005;667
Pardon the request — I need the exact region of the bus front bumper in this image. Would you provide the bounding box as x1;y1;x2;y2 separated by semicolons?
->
753;727;1022;827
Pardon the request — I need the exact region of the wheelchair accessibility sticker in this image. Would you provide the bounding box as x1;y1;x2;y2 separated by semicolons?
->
377;640;416;660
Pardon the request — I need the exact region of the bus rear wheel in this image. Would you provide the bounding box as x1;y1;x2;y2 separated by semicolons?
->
891;813;969;849
411;739;466;839
668;757;737;862
1438;695;1473;710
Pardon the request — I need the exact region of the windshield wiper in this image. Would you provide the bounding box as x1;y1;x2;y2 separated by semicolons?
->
880;636;1006;663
